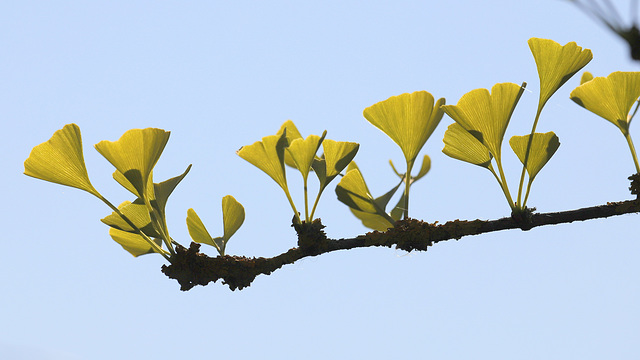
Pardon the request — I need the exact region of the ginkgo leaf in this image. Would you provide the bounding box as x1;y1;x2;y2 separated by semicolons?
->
570;71;640;134
509;132;560;181
581;71;594;85
335;168;378;214
413;155;431;181
113;170;155;201
153;165;192;217
349;208;395;232
277;120;304;168
108;227;163;257
363;91;445;166
443;83;525;162
94;128;170;199
314;139;360;189
24;124;101;197
335;164;396;227
186;208;219;251
101;200;160;238
528;38;592;112
287;132;326;181
389;192;407;222
237;131;290;191
442;123;493;168
222;195;245;241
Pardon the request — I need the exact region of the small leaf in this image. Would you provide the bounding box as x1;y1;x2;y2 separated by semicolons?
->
108;228;163;257
222;195;245;242
186;208;219;252
153;165;192;217
413;155;431;181
363;91;445;166
94;128;170;199
237;131;290;191
113;170;155;201
315;139;359;189
570;71;640;134
101;200;160;238
528;38;592;112
389;192;407;222
335;168;378;214
24;124;101;197
443;82;525;161
287;132;326;181
580;71;594;85
349;208;395;232
442;123;493;168
277;120;304;168
509;132;560;181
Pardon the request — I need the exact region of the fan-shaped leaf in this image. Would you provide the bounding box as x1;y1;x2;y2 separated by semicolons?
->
413;155;431;181
443;83;524;162
580;71;594;85
363;91;445;165
186;208;219;252
349;208;395;232
222;195;245;242
509;132;560;181
529;38;592;112
335;168;378;214
101;200;160;238
108;228;163;257
314;139;360;189
442;123;493;168
277;120;304;168
24;124;101;197
237;131;289;191
94;128;170;199
154;164;191;217
570;71;640;134
287;132;326;181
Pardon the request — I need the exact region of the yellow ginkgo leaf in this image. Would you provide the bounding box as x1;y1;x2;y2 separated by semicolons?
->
363;91;445;166
277;120;304;168
109;227;164;257
443;82;525;162
442;123;493;168
580;71;594;85
186;208;219;251
237;131;290;191
349;208;395;232
413;155;431;181
101;200;159;238
528;38;592;112
509;132;560;181
24;124;101;197
222;195;245;242
94;128;170;199
318;139;360;186
570;71;640;134
335;168;378;214
287;132;326;181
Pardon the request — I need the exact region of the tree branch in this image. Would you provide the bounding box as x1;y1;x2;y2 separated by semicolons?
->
162;192;640;291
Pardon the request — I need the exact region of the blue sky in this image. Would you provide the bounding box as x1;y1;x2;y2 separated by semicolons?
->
2;1;639;359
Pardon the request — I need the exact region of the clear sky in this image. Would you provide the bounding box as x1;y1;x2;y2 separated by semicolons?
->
2;1;639;359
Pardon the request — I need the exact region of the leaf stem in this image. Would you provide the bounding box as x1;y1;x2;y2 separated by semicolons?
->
303;177;310;222
403;160;414;219
282;186;301;223
623;131;640;173
492;161;515;210
309;187;325;221
517;108;543;208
